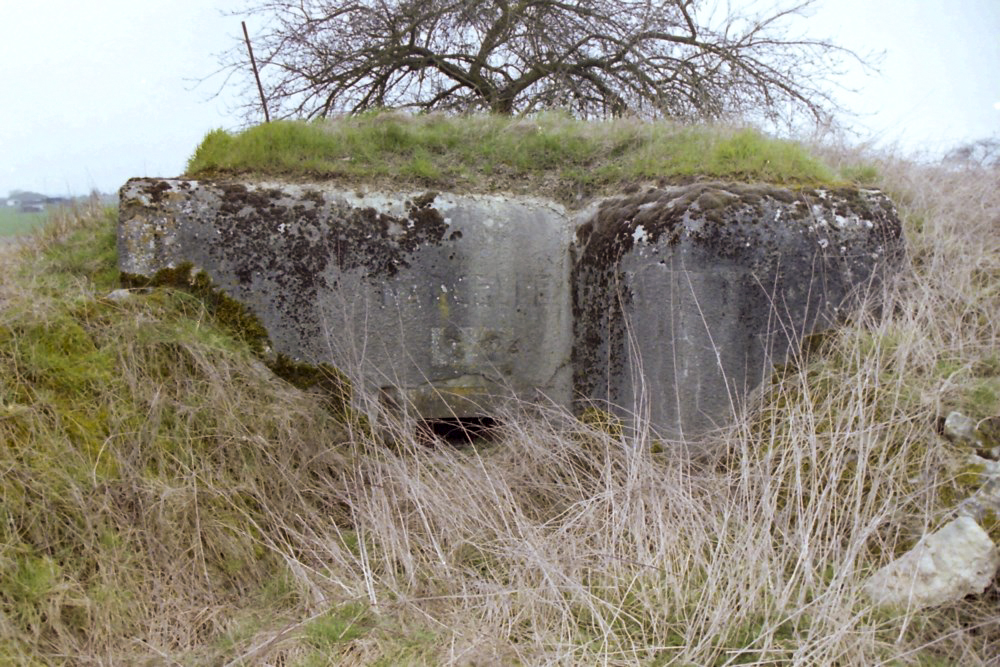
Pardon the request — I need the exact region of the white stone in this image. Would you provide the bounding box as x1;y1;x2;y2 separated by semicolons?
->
105;288;134;302
944;411;984;448
863;516;999;609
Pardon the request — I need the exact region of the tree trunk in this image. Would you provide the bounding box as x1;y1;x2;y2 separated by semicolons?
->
491;95;515;115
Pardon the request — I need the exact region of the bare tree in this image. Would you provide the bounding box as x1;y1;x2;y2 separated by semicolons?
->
943;138;1000;168
223;0;860;122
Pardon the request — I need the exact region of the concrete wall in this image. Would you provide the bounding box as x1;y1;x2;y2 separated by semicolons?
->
571;183;904;440
119;178;903;440
119;179;574;418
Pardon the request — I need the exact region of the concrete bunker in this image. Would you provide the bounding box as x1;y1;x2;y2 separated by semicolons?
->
118;177;903;441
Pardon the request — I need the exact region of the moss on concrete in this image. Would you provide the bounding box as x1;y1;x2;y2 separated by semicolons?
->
121;263;271;356
579;406;624;439
121;263;352;415
268;353;352;417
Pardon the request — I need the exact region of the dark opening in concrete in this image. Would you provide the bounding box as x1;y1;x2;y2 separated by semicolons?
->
419;417;500;446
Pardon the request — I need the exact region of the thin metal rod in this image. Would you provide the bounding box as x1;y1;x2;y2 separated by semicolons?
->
242;21;270;123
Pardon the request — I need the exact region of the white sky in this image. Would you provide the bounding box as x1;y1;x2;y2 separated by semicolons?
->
1;0;998;196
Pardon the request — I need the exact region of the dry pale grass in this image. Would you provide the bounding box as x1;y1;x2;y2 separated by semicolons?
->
1;158;998;665
261;157;998;665
210;157;998;665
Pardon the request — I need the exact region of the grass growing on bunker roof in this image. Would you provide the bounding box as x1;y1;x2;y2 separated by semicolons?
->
185;112;852;198
3;154;1000;664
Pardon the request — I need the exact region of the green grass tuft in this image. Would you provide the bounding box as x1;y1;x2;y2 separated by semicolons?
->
186;113;842;202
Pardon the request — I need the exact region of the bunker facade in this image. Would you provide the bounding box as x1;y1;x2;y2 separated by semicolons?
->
119;178;903;441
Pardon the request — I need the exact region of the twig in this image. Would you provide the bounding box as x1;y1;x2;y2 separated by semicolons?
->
242;21;270;123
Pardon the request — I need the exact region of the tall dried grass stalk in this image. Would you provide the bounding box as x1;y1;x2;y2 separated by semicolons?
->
1;158;998;664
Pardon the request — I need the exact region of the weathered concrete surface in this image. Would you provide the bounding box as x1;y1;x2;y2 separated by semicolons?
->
571;183;903;440
119;178;573;417
119;178;903;437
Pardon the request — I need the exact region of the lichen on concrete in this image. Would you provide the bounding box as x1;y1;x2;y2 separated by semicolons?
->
118;178;574;422
118;177;904;438
570;182;904;440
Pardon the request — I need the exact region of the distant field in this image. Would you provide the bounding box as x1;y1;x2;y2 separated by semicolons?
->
0;207;49;237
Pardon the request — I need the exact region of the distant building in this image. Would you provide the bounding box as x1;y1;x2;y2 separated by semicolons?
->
5;191;70;213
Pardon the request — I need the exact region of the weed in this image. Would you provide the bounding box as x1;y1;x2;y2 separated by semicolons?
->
840;163;881;185
304;602;373;648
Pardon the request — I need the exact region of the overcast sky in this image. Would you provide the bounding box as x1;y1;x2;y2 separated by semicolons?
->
1;0;998;197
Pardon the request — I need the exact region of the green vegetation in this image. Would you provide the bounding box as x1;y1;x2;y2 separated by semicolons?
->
3;134;999;664
185;113;855;203
0;204;353;664
121;263;353;418
0;207;48;237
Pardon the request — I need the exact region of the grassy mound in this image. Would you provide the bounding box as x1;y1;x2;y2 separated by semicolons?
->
2;147;998;664
185;113;860;203
0;206;354;663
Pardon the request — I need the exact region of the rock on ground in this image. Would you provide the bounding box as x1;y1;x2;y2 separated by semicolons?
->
863;516;999;610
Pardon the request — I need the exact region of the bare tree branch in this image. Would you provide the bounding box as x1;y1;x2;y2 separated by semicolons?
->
219;0;865;123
